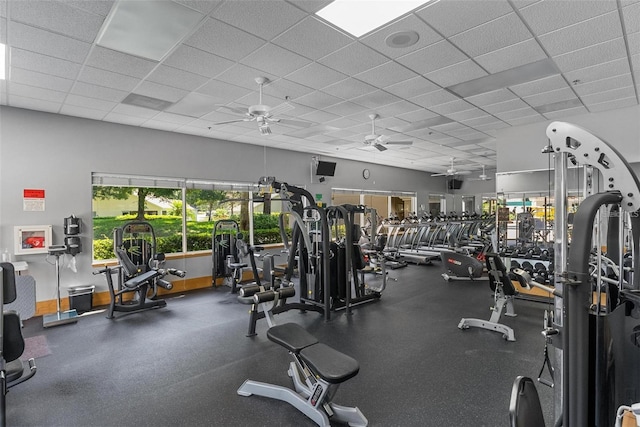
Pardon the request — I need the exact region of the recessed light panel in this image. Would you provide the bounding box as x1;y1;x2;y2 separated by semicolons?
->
96;1;203;61
316;0;431;37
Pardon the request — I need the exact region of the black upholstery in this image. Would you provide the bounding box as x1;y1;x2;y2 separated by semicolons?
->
299;343;359;384
1;262;17;303
267;323;318;352
485;253;517;296
509;376;545;427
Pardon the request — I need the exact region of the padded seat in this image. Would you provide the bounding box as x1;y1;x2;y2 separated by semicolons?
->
300;343;360;384
228;262;248;269
267;323;318;353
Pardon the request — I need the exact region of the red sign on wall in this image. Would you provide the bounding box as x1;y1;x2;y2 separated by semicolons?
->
24;189;45;198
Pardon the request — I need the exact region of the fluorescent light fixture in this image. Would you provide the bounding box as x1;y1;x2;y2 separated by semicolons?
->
0;43;5;80
447;59;560;98
316;0;431;37
96;1;203;61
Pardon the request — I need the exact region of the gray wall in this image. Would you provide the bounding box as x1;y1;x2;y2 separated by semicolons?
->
0;106;446;301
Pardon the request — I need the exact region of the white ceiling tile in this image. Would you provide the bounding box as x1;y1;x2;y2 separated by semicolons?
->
135;81;189;103
354;61;418;88
64;93;116;111
581;86;637;105
215;63;279;91
103;111;147;126
71;81;128;103
77;66;140;92
147;111;194;125
167;92;228;117
60;104;108;120
424;60;487;87
8;82;66;103
299;109;340;123
563;58;632;85
482;98;529;114
409;89;459;108
10;48;81;80
318;42;388;76
474;38;547;74
10;0;105;42
9;94;61;112
586;96;638;112
543;105;589;120
163;45;235;78
10;67;74;92
0;1;7;18
553;38;628;73
384;76;441;98
573;74;635;97
351;90;402;108
466;88;517;106
523;87;578;107
325;101;370;117
195;79;255;105
509;74;569;97
273;16;353;60
321;78;377;100
429;99;474;115
396;40;468;75
8;21;91;63
375;100;423;117
504;115;543;127
446;107;490;121
63;0;115;16
147;65;209;92
538;12;623;57
86;46;157;78
493;106;540;121
450;13;532;58
141;119;181;132
112;103;160;119
459;115;498;127
240;43;312;77
285;62;347;89
263;78;316;100
185;17;265;61
295;90;343;109
628;32;640;55
519;0;617;35
360;13;442;59
416;0;513;37
397;109;439;122
213;0;306;40
623;2;640;33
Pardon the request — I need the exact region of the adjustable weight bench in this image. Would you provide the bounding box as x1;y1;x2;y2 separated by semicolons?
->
458;253;518;341
237;307;367;427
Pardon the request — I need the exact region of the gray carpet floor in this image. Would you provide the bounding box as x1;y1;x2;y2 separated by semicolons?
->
9;263;555;426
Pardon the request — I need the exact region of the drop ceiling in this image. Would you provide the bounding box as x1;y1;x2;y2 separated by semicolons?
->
0;0;638;174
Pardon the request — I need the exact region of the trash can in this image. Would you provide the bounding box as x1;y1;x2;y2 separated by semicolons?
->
68;285;95;314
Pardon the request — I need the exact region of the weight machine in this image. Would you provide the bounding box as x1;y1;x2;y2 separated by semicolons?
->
509;122;640;427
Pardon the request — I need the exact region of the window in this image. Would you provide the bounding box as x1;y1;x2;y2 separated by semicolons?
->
92;173;289;261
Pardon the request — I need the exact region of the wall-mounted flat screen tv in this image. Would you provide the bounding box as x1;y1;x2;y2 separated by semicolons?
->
316;161;337;176
448;178;463;190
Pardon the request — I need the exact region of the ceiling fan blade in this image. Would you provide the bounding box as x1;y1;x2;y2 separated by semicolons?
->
374;143;387;152
216;105;248;115
385;140;413;145
274;118;314;128
431;172;448;177
211;118;253;125
456;171;472;175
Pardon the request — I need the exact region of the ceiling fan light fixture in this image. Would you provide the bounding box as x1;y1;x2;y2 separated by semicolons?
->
259;124;272;135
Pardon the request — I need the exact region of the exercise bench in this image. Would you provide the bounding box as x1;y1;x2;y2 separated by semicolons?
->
237;288;367;426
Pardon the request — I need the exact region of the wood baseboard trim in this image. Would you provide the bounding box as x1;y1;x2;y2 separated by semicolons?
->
35;275;219;316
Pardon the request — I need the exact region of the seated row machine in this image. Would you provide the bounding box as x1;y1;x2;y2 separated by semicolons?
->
458;253;518;341
237;286;368;427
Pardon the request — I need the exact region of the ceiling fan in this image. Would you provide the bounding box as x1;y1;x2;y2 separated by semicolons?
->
363;114;413;152
468;165;494;181
430;157;472;177
209;77;312;135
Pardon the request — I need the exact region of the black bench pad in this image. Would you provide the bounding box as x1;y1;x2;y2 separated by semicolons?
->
300;343;359;384
124;269;160;289
267;323;318;353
